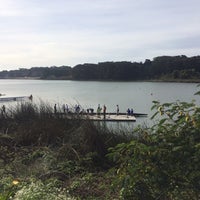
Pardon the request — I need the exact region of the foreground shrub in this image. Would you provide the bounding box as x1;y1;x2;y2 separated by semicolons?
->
67;172;118;200
108;97;200;199
13;179;75;200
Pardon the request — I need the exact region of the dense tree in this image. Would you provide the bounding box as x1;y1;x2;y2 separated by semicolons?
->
41;66;72;79
72;64;98;80
0;55;199;81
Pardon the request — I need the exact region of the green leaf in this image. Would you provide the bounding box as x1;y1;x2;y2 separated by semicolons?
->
162;103;172;107
150;111;159;120
196;83;200;87
151;104;158;111
194;91;200;95
172;146;182;152
159;118;167;125
152;100;159;104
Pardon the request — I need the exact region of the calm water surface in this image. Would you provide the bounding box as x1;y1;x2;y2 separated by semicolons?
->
0;79;199;125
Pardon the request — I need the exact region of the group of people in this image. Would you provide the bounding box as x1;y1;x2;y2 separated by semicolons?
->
54;103;69;114
62;104;69;113
96;104;107;119
127;108;134;116
96;104;120;119
53;103;134;117
95;104;134;118
86;108;94;114
54;103;83;114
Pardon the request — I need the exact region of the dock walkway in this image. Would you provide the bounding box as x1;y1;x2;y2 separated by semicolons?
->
87;114;136;122
58;112;147;122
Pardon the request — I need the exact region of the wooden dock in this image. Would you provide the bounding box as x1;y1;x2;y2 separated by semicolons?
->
57;111;147;122
86;114;136;122
63;112;147;122
86;112;147;117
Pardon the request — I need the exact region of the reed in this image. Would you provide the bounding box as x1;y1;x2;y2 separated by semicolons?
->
0;101;131;161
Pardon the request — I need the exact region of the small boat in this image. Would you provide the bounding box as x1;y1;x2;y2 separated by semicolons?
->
0;95;33;102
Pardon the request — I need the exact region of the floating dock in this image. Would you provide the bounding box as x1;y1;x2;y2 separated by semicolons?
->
85;112;147;117
86;114;136;122
60;112;148;122
57;111;147;122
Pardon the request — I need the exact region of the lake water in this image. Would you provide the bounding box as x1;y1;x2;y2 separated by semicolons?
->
0;79;199;126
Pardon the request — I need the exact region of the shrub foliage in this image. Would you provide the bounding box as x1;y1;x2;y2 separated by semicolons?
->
108;95;200;199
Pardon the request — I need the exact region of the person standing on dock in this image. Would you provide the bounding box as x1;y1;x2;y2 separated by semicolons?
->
29;94;33;101
54;104;57;114
97;104;102;118
1;105;6;116
103;105;106;119
62;104;66;113
65;104;69;113
130;108;134;116
116;105;119;115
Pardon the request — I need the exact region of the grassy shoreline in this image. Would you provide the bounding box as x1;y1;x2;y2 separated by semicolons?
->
0;101;133;199
0;99;200;199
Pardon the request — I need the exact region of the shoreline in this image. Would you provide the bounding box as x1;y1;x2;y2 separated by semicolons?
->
0;77;199;83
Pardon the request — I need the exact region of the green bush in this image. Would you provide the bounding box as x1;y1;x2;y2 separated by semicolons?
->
108;95;200;199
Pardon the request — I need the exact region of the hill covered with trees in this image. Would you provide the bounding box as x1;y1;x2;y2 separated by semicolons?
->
0;55;200;81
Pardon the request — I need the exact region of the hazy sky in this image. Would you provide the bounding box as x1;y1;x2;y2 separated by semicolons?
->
0;0;200;70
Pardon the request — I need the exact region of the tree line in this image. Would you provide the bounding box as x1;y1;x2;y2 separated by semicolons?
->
0;55;200;81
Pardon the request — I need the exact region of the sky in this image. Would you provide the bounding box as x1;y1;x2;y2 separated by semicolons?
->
0;0;200;70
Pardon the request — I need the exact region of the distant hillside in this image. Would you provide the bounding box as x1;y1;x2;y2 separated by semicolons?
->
0;55;200;81
0;66;72;80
